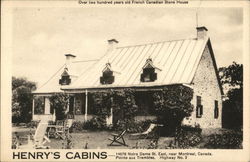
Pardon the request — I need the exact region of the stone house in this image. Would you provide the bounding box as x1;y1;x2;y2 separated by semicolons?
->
33;26;223;128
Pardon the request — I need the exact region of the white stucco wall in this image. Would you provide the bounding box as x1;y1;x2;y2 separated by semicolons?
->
183;44;222;128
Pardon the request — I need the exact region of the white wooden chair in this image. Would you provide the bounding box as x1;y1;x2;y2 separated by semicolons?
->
18;120;50;149
130;123;163;139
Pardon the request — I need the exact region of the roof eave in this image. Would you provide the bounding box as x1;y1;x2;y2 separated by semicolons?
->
206;38;224;95
62;83;193;92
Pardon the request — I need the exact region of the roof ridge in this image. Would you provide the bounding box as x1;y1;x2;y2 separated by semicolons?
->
72;59;99;63
116;37;197;49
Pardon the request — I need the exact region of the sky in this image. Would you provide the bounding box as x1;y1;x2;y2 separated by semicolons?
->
12;7;243;87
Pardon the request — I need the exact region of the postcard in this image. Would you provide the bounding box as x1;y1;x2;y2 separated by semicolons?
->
1;0;249;161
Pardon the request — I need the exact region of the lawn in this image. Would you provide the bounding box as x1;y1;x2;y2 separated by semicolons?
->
12;127;242;149
12;127;157;149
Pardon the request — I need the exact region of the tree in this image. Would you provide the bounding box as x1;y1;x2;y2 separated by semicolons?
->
91;89;139;130
219;62;243;129
153;85;194;136
12;77;36;123
49;93;70;120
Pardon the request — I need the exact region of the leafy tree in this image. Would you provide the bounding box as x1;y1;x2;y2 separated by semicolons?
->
153;85;194;136
219;62;243;129
12;77;36;123
91;89;138;130
49;93;70;120
113;89;138;129
219;62;243;89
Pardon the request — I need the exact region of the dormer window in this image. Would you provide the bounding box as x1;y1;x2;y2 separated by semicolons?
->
59;68;71;85
140;58;159;82
100;63;114;84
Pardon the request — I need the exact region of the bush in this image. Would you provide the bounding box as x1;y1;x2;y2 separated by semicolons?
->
50;93;70;120
26;120;39;128
71;117;109;132
83;117;107;130
71;121;85;132
205;131;242;149
153;85;194;135
114;119;156;133
181;125;202;134
176;125;202;148
71;119;158;133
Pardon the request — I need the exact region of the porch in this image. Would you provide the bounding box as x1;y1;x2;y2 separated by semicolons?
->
32;89;158;124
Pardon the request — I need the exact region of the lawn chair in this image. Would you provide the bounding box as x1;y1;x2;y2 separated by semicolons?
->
53;119;74;139
18;120;51;149
64;119;73;134
130;123;163;139
108;130;128;146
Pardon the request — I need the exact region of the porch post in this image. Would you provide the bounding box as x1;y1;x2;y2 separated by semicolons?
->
32;98;35;120
109;105;113;125
110;97;113;124
106;97;113;125
66;97;70;113
84;90;88;121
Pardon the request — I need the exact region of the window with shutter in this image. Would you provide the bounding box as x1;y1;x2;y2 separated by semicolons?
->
100;63;115;84
59;68;71;85
214;100;219;119
196;96;203;118
140;58;158;82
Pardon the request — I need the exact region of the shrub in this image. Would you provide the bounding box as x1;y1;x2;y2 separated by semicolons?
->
26;120;39;128
71;121;84;132
152;85;194;135
71;118;109;132
83;117;107;130
50;93;70;120
114;119;157;133
181;125;202;134
205;131;242;149
176;125;202;148
114;120;139;133
91;89;139;129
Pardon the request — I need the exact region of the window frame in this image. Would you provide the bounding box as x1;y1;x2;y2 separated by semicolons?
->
196;96;203;118
59;68;71;85
100;68;115;84
34;96;45;115
214;100;219;119
140;67;157;82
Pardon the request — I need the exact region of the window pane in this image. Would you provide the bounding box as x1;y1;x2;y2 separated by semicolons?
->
34;96;45;114
75;95;83;115
214;100;218;118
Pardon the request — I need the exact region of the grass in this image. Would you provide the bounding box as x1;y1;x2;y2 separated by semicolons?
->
12;127;156;149
12;127;243;149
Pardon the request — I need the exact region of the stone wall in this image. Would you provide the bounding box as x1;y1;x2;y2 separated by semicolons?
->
183;44;222;128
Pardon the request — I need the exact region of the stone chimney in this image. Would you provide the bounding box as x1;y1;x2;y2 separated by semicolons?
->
196;26;208;39
65;54;76;67
107;39;119;51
